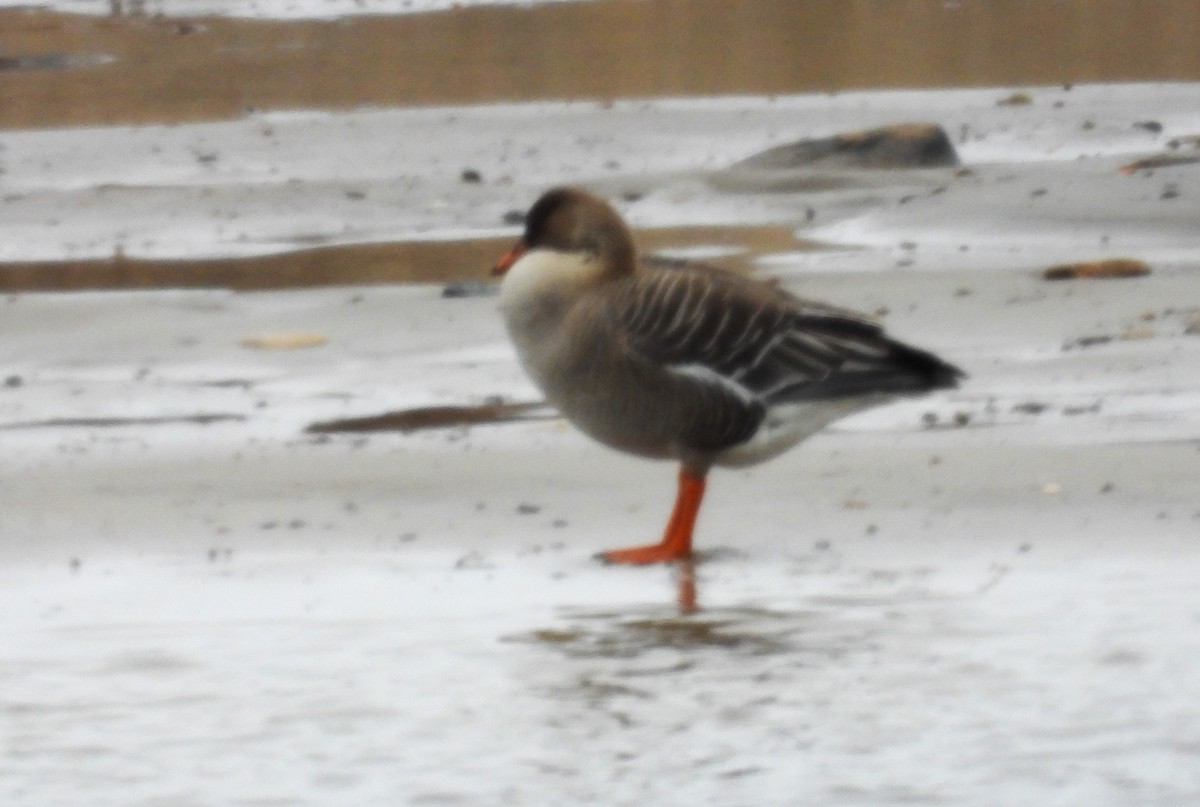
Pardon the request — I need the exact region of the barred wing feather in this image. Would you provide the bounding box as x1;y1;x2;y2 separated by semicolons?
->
612;266;960;406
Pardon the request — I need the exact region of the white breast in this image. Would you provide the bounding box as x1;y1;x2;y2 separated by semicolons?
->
498;249;604;388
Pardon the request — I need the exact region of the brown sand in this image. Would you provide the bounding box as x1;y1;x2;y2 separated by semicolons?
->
4;0;1200;130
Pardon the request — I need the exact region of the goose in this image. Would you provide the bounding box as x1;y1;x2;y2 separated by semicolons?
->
493;187;963;564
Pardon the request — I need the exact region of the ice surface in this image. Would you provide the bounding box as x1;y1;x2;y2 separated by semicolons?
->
3;84;1199;261
3;84;1200;805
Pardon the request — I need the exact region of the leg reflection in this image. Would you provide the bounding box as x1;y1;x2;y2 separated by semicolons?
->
675;559;699;614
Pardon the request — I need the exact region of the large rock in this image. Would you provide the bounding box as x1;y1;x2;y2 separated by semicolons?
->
732;123;960;171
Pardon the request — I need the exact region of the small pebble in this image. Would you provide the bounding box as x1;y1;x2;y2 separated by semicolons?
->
442;281;499;299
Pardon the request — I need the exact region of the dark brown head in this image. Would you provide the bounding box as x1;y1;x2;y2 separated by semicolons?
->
491;187;636;277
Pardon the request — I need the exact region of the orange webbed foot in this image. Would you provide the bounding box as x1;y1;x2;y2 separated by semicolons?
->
596;467;707;566
596;543;692;566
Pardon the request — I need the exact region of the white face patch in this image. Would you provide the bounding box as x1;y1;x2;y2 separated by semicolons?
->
498;247;606;378
499;249;600;316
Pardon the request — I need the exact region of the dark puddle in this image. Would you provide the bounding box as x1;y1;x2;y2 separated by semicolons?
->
504;605;803;660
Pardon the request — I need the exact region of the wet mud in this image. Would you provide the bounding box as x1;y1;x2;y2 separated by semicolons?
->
0;225;812;291
306;401;551;434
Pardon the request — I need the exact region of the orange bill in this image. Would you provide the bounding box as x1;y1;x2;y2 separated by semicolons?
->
491;242;527;276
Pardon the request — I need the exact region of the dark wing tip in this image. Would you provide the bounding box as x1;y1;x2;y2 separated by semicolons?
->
759;316;966;403
888;341;966;392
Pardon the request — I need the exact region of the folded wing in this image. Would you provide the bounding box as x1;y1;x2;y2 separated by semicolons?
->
611;264;962;410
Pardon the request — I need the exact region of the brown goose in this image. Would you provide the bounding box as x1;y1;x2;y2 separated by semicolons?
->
493;187;963;565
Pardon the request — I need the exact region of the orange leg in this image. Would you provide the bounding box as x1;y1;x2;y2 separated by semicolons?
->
599;466;707;565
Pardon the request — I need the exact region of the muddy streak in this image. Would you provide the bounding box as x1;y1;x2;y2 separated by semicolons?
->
306;401;552;434
3;0;1200;129
0;225;810;291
